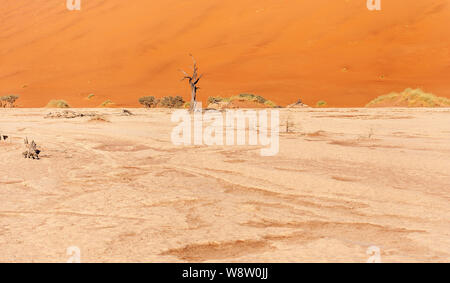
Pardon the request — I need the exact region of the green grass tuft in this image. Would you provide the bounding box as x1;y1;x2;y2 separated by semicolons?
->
100;100;114;107
316;100;328;107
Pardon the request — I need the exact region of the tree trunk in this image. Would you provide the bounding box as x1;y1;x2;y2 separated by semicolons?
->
190;84;197;112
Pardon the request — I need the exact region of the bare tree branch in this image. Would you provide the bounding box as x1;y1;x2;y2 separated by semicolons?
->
179;69;190;77
194;74;203;85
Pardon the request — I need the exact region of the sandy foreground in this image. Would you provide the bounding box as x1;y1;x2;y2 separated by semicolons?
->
0;108;449;263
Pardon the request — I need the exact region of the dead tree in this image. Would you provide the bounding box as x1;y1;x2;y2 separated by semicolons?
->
180;54;203;112
23;137;41;159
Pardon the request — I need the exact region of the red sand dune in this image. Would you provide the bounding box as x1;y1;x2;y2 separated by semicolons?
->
0;0;449;107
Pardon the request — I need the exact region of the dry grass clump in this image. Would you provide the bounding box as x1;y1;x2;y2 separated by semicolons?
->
183;101;191;109
366;88;450;107
99;100;114;107
46;99;70;108
88;115;110;123
316;100;328;107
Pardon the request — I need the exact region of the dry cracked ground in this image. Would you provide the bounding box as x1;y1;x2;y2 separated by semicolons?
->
0;108;449;262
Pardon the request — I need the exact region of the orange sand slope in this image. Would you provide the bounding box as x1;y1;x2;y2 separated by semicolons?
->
0;0;449;107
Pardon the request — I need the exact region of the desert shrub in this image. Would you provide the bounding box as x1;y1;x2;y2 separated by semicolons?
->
233;94;268;104
239;93;256;99
172;96;185;108
139;96;157;108
0;95;19;107
87;94;95;99
316;100;328;107
264;100;278;108
159;96;185;108
216;93;276;107
159;96;171;107
255;95;267;104
46;99;70;108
